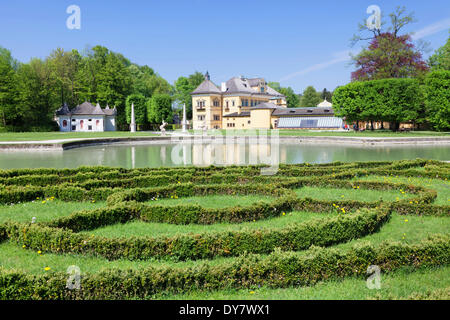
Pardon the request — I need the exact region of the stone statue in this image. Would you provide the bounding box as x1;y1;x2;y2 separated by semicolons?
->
160;120;168;136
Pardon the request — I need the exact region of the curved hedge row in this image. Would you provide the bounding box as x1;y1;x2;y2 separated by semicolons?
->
1;235;448;300
4;206;390;261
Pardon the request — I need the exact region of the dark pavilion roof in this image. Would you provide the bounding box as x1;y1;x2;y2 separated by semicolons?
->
55;102;117;116
223;111;251;117
272;107;335;116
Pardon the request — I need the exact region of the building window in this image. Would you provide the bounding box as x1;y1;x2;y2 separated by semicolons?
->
62;120;67;127
213;99;220;107
88;125;92;131
96;120;100;126
88;119;92;122
72;125;76;131
248;120;251;124
213;115;220;121
261;87;264;93
197;100;206;108
232;101;235;107
72;119;76;122
80;120;84;129
226;101;229;108
198;115;205;121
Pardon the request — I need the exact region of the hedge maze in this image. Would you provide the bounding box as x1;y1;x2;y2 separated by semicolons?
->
0;159;449;299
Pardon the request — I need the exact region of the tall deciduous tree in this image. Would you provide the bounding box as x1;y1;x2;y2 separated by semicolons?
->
351;33;429;81
268;82;300;108
428;33;450;71
424;70;450;131
299;86;321;107
174;72;204;119
147;93;173;125
320;88;333;102
96;51;132;128
125;94;148;128
0;48;18;129
351;6;429;81
17;58;58;130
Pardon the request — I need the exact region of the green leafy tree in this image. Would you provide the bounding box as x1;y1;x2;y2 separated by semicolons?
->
147;93;173;125
320;88;333;102
174;72;204;119
268;82;300;108
333;78;424;131
96;52;132;128
0;48;18;129
299;86;321;107
16;58;58;130
424;70;450;131
351;6;428;81
428;33;450;71
48;48;82;107
125;94;148;128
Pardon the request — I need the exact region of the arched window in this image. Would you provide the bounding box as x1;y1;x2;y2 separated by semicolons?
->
80;120;84;129
62;120;67;127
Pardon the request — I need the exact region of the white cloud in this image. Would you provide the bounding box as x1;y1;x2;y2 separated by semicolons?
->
279;18;450;82
278;49;357;82
411;18;450;40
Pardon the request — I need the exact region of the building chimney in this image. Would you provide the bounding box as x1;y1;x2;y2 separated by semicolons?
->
221;82;226;92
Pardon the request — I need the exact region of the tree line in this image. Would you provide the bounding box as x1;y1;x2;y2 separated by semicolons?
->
0;45;206;131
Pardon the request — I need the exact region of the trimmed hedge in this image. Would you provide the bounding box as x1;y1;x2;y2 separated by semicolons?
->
3;206;390;261
0;235;448;299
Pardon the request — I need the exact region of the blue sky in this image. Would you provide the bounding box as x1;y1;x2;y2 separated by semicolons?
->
0;0;449;93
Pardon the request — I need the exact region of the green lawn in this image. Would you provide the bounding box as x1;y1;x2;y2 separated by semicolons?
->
0;200;105;224
81;210;328;238
295;186;416;202
0;131;158;142
354;176;450;205
0;130;447;142
145;194;274;209
201;129;449;138
157;266;450;300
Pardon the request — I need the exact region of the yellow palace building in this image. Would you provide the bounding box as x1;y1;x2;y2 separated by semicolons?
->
191;72;343;130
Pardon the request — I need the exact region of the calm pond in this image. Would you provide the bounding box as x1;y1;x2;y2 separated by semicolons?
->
0;142;448;169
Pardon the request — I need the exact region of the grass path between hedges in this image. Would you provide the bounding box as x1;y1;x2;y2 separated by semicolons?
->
352;176;450;205
81;210;329;238
0;200;105;224
155;266;450;300
295;186;416;202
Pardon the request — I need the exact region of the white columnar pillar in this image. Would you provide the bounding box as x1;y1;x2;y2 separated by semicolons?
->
130;103;136;133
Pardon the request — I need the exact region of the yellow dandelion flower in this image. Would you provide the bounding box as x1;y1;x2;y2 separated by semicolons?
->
404;219;408;222
282;212;286;216
250;291;255;294
44;267;50;271
37;250;42;254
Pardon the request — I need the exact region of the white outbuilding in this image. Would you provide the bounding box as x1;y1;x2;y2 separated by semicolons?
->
55;102;117;132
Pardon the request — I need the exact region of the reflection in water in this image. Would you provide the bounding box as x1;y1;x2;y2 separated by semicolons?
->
0;142;448;169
